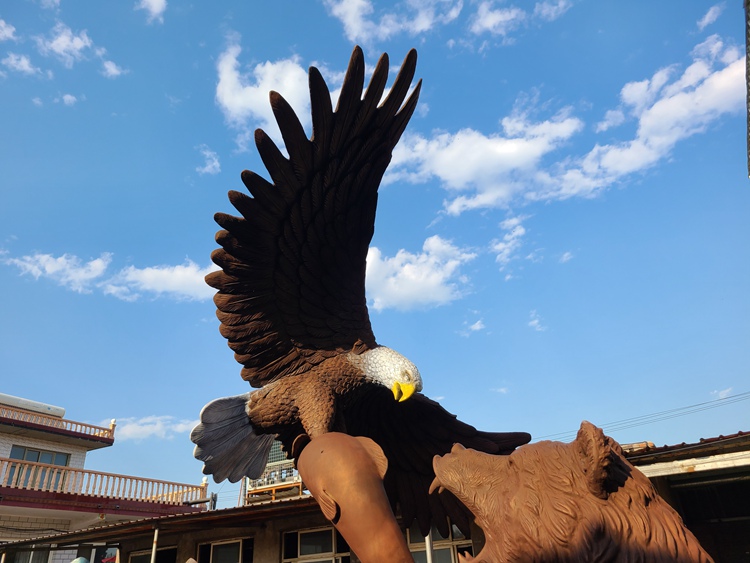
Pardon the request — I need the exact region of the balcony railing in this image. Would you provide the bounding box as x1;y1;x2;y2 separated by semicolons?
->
244;459;305;503
0;457;207;505
0;404;116;441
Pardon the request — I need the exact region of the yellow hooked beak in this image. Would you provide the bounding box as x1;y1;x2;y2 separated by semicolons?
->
392;381;417;403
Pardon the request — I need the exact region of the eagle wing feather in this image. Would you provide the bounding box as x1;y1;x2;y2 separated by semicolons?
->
207;46;421;387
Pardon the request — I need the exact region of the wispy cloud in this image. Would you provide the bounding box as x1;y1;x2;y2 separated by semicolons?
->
366;235;476;311
459;317;486;337
389;34;743;215
1;53;41;75
697;3;724;31
196;144;221;175
0;19;17;41
3;251;217;301
55;93;78;106
491;215;529;270
559;251;573;263
323;0;463;45
35;22;93;68
135;0;167;24
33;21;125;77
711;387;733;400
101;59;127;78
491;386;509;394
4;252;112;293
528;309;546;331
112;415;198;441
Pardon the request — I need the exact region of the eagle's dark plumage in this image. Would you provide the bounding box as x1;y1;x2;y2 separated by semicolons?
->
191;46;530;537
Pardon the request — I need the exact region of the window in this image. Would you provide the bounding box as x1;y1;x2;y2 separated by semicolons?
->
282;527;350;563
129;547;177;563
4;550;50;563
196;538;253;563
7;445;70;489
406;521;473;563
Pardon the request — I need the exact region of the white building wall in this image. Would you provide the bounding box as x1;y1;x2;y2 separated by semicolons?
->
0;433;88;468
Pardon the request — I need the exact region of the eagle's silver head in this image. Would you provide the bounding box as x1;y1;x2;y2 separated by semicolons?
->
348;346;423;402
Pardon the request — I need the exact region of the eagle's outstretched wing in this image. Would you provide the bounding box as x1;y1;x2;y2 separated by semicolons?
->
207;46;421;387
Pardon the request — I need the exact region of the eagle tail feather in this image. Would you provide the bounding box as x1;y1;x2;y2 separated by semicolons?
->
191;393;275;483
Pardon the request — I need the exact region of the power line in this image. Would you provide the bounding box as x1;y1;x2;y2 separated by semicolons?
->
534;390;750;443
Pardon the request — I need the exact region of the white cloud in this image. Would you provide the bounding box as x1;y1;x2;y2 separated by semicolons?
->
196;144;221;175
32;97;43;106
468;319;485;331
113;415;198;441
595;109;625;133
470;2;525;36
103;260;218;302
56;93;77;106
697;4;724;31
35;22;93;68
324;0;463;45
40;0;61;9
135;0;167;24
389;108;583;214
533;0;572;21
528;309;546;331
491;387;509;393
366;235;476;311
1;53;41;75
215;34;309;150
391;34;744;211
0;19;17;41
101;59;127;78
711;387;733;400
559;251;573;263
4;252;112;293
4;250;218;301
491;215;528;269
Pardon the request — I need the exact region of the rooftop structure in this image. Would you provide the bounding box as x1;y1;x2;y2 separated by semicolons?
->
0;394;208;546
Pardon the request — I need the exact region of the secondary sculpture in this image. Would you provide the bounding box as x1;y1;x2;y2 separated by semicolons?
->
431;421;713;562
191;46;530;539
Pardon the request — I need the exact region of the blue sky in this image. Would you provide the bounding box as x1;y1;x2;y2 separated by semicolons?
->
1;0;748;507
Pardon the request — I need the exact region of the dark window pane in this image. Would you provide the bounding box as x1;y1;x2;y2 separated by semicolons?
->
240;538;253;563
25;450;40;462
433;548;452;563
283;532;298;559
9;446;25;459
212;542;240;563
198;544;210;563
54;452;70;466
335;530;349;554
299;530;332;555
39;452;53;464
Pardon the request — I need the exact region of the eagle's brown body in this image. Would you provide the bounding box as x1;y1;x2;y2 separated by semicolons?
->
192;46;531;538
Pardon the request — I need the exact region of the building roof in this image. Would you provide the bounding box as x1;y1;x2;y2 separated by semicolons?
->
0;497;321;551
625;431;750;465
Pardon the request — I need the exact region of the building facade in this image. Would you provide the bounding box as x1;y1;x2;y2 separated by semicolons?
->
0;393;207;559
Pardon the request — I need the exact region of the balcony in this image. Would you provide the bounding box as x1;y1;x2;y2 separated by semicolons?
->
244;459;305;503
0;404;115;450
0;457;208;516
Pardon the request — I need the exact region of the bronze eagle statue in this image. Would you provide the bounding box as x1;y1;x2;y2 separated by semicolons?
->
191;46;530;537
